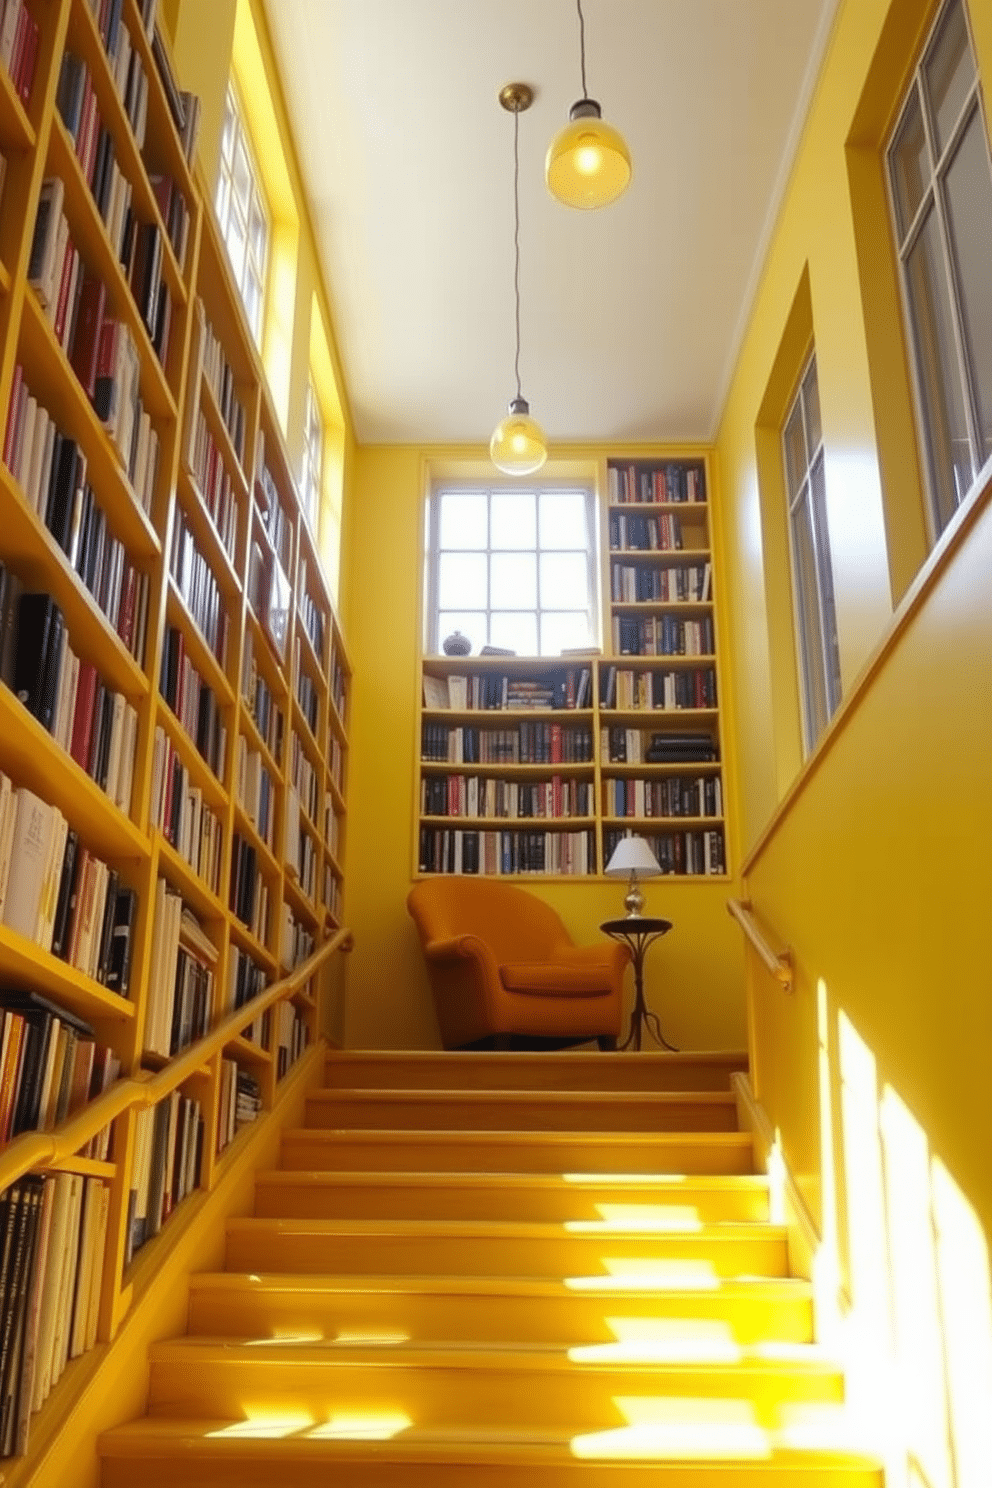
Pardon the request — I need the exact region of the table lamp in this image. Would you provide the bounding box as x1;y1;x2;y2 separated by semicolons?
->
604;836;662;917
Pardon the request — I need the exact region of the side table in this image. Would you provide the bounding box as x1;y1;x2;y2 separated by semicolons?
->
600;916;675;1051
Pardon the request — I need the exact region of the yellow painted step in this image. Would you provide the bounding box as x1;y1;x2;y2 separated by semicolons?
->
145;1337;845;1425
252;1170;771;1224
187;1272;815;1346
305;1089;739;1133
279;1128;755;1176
323;1050;749;1093
100;1416;883;1488
224;1217;788;1279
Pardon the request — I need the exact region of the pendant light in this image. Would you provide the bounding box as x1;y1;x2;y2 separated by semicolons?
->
546;0;631;210
490;82;548;477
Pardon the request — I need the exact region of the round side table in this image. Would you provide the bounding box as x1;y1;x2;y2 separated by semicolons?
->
600;916;675;1051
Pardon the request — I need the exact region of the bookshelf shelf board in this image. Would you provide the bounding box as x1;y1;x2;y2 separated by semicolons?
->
414;870;598;885
1;470;154;699
18;294;163;560
607;653;718;670
0;686;150;858
283;872;320;929
49;119;177;422
199;374;251;501
0;259;10;296
420;814;598;830
419;759;595;779
0;922;138;1025
602;760;724;776
227;916;276;973
224;1033;272;1066
607;499;709;514
290;983;317;1012
601;814;725;830
326;772;346;816
68;0;188;306
153;700;229;811
165;580;236;706
46;1155;117;1179
232;802;279;881
177;468;243;600
0;61;35;149
600;707;720;724
324;846;344;881
423;654;597;676
609;542;711;559
421;706;596;724
612;600;713;615
155;832;227;923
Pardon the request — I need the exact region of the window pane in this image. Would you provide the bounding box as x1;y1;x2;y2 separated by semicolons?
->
540;552;587;608
226;209;247;281
220;97;235;162
906;204;974;530
890;88;930;240
491;612;537;655
783;401;807;501
491;552;536;608
440;493;486;549
925;0;973;158
233;139;252;213
539;491;588;548
439;553;487;608
942;107;992;463
215;170;230;226
249;198;268;264
809;454;842;713
802;360;822;454
491;492;535;550
791;494;829;746
541;611;591;655
438;613;484;654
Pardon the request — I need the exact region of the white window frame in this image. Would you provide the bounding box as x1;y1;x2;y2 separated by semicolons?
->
300;377;323;534
425;482;599;658
885;0;992;541
783;355;842;754
216;81;270;346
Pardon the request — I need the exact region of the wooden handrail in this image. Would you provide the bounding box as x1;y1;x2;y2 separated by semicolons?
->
727;899;793;993
0;926;353;1192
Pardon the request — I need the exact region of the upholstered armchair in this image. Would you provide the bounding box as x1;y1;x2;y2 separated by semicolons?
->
407;878;629;1050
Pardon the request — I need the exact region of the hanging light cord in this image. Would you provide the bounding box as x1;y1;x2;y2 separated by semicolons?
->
577;0;588;97
512;103;522;403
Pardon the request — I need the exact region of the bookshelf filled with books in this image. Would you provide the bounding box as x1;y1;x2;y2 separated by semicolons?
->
0;0;350;1464
415;455;725;881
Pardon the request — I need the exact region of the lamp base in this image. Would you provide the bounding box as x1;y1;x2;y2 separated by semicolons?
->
623;878;645;917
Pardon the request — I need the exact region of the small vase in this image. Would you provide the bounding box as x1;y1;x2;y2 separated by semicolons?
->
442;630;471;657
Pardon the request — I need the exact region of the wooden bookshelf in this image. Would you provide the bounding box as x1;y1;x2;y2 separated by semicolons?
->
0;0;349;1466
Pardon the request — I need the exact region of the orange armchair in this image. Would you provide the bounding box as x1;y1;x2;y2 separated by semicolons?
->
407;878;629;1050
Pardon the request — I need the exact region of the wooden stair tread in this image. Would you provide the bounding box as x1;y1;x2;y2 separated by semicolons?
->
189;1271;813;1299
309;1090;738;1105
255;1170;770;1192
282;1128;753;1147
227;1216;784;1239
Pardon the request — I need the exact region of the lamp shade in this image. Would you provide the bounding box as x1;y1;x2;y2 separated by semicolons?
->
490;397;548;476
546;99;631;210
605;836;662;878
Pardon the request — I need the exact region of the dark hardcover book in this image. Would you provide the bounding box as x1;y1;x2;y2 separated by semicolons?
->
55;52;87;140
13;592;57;720
94;686;114;790
0;565;23;692
50;829;79;960
91;128;113;219
144;1099;170;1239
44;435;81;553
7;1017;51;1137
36;603;65;734
0;1176;42;1441
105;887;136;996
95;868;119;985
69;273;106;399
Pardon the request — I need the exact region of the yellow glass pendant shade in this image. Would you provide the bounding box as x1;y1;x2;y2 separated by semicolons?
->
546;100;631;209
490;397;548;476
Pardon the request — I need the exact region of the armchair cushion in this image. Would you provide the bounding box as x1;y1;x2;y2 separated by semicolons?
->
499;959;618;997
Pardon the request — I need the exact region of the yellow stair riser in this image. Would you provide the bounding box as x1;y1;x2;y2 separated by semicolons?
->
252;1173;771;1225
304;1091;739;1133
99;1426;884;1488
279;1131;755;1176
223;1223;789;1279
186;1275;816;1346
323;1052;749;1094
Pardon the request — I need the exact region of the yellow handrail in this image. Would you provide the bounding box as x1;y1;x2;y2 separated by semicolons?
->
726;899;793;993
0;926;353;1192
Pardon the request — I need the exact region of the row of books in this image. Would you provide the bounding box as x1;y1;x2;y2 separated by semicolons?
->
603;826;726;877
421;775;593;822
235;737;276;851
150;22;200;164
56;55;135;265
273;999;308;1081
230;834;269;943
420;722;595;765
254;439;293;572
280;904;314;972
241;636;284;764
613;613;715;659
124;1088;203;1266
418;827;597;878
145;881;216;1058
331;645;347;720
0;0;39;108
425;667;593;713
295;648;320;736
150;727;224;895
0;780;137;991
216;1060;261;1154
600;727;720;765
323;864;342;921
197;304;247;463
188;408;239;563
599;665;718;711
608;510;685;553
0;584;138;815
290;819;318;903
297;563;326;665
224;944;267;1037
329;734;345;792
608;461;706;505
290;730;321;826
87;3;149;146
324;799;340;859
611;560;712;605
170;504;230;668
159;625;227;780
0;992;118;1146
604;774;723;821
0;1173;109;1459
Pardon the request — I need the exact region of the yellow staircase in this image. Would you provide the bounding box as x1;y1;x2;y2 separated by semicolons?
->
99;1050;881;1486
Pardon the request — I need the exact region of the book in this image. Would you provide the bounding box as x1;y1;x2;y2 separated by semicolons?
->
0;788;55;945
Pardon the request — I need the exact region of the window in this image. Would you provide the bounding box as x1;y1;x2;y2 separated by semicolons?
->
783;356;842;753
300;377;323;533
426;484;598;657
216;82;270;345
887;0;992;538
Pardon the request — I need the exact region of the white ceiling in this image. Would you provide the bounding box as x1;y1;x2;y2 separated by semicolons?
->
261;1;840;447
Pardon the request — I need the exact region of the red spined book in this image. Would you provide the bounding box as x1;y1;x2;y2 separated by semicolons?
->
70;662;98;770
69;273;107;399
